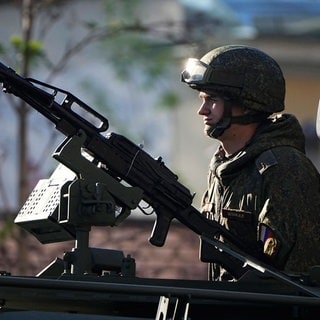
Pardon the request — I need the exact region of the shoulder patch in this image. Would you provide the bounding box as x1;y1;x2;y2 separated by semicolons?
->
255;149;278;175
259;223;279;257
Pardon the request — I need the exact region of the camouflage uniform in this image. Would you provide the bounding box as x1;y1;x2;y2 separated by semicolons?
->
201;113;320;280
181;45;320;281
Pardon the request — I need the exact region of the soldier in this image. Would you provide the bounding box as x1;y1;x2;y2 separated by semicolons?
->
181;45;320;281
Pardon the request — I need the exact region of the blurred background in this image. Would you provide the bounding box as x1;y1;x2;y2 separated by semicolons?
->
0;0;319;279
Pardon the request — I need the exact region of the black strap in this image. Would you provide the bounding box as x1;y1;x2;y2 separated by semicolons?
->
231;112;271;125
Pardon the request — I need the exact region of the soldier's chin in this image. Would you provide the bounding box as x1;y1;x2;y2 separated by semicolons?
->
204;125;215;137
204;124;225;139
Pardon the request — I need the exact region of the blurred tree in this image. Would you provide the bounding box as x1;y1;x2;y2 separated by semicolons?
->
0;0;188;274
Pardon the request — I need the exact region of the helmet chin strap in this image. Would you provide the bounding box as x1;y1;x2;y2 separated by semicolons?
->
205;99;232;139
205;118;231;139
205;100;270;139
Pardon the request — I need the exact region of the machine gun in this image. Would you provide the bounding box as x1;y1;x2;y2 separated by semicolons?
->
0;60;251;270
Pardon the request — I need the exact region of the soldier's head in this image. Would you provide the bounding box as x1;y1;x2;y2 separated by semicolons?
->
181;45;285;138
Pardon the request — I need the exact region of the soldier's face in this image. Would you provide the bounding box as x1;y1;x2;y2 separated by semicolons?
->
197;92;225;127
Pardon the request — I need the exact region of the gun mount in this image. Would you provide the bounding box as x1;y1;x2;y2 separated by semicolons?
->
0;61;320;319
15;130;142;276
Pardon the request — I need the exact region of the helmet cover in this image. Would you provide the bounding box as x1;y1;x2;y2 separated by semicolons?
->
182;45;285;113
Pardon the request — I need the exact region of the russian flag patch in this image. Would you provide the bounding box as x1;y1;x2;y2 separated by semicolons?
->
259;223;279;257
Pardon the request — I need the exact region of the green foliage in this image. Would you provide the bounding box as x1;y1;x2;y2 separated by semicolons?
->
101;0;141;24
102;33;174;83
157;90;181;110
0;218;14;242
10;35;43;57
95;0;178;84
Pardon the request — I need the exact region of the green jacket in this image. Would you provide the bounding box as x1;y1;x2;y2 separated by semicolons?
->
201;113;320;280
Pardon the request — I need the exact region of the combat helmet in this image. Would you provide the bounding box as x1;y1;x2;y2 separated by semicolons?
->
181;45;285;113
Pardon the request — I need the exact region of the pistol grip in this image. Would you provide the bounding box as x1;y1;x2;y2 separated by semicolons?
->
148;211;173;247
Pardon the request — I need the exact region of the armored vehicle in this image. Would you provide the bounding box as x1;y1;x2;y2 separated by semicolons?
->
0;61;319;320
